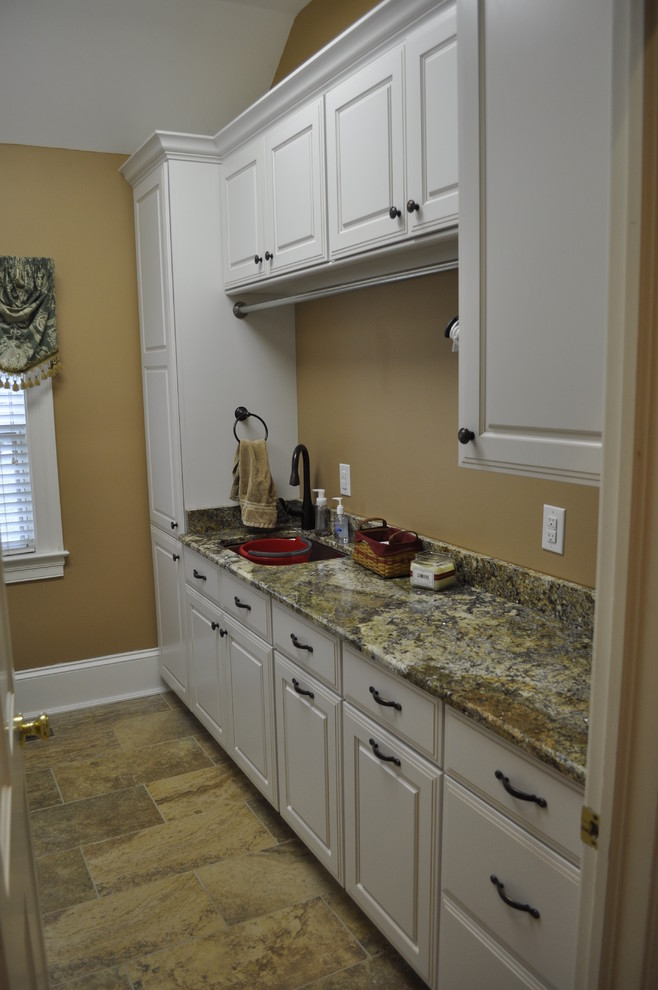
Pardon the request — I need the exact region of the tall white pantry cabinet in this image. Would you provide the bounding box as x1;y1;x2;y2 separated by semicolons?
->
122;142;297;702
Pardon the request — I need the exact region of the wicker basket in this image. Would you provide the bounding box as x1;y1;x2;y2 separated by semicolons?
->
353;518;424;578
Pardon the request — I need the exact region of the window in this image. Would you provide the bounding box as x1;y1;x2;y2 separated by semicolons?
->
0;382;67;583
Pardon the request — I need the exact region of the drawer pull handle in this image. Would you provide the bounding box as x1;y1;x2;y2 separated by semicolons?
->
490;874;540;919
369;738;401;767
495;770;548;808
369;686;402;711
291;633;313;653
234;597;251;612
193;569;207;581
292;677;314;700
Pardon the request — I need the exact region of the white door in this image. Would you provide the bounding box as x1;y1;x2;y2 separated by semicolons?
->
325;46;406;257
265;99;327;275
152;528;187;703
133;166;185;533
342;704;440;985
0;566;50;989
221;139;266;286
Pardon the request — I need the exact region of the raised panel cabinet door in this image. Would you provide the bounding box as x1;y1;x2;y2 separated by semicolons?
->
325;46;406;257
405;3;458;235
274;654;342;881
225;617;278;807
342;704;440;985
185;587;229;748
221;139;266;286
457;0;612;483
264;100;327;275
134;166;184;532
151;528;187;702
439;895;548;990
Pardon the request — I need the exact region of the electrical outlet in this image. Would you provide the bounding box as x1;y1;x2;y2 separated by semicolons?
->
339;463;351;496
542;505;566;554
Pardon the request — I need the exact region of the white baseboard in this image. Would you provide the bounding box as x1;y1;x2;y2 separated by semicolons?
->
15;648;166;717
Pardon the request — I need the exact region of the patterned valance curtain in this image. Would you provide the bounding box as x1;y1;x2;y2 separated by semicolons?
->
0;257;62;390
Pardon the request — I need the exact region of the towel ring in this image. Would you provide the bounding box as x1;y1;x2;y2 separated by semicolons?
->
233;406;269;442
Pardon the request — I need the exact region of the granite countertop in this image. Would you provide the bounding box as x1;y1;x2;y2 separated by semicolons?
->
182;509;593;787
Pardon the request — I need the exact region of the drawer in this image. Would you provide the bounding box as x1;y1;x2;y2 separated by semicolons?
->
444;707;583;862
183;548;220;605
220;571;271;642
343;644;441;762
439;895;547;990
442;778;580;990
272;601;340;690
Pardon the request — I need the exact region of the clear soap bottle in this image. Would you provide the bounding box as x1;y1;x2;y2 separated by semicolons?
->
313;489;328;536
333;496;349;545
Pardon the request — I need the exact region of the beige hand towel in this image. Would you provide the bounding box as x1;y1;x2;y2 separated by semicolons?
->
230;439;278;529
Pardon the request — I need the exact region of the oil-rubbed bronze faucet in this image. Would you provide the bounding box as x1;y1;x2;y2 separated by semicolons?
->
289;444;314;530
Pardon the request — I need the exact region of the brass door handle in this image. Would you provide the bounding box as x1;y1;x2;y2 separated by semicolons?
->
13;713;50;746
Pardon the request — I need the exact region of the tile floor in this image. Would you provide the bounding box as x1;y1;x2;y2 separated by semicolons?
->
26;692;429;990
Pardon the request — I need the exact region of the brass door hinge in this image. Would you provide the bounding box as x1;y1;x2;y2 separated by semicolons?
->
581;805;600;849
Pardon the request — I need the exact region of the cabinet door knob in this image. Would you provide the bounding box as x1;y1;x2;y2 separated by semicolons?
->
211;621;220;631
265;250;273;261
172;553;180;562
407;199;420;213
219;628;227;637
170;520;179;530
389;206;402;219
458;428;475;444
490;875;540;919
369;737;401;767
494;770;547;808
254;254;262;265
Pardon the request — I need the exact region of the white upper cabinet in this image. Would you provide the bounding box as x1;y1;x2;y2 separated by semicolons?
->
222;99;327;287
457;0;612;484
405;4;458;234
325;46;407;257
325;3;458;260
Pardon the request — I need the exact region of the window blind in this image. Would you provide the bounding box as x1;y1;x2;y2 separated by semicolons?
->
0;389;35;555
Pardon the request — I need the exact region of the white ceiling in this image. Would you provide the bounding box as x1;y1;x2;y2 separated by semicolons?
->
0;0;309;155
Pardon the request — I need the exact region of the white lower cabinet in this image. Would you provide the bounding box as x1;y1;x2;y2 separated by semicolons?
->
343;703;441;986
151;527;187;702
439;710;582;990
274;653;342;880
185;585;229;749
224;612;278;808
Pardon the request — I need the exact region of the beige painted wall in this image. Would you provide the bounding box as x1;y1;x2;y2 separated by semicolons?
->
279;0;599;587
0;144;156;670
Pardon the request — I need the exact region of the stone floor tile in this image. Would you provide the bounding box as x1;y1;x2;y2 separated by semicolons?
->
247;794;297;842
196;839;338;925
147;762;258;822
321;887;392;957
44;872;226;985
26;767;62;811
124;896;366;990
31;785;162;857
53;737;213;802
85;801;276;895
111;706;201;751
55;967;133;990
297;950;429;989
36;847;97;916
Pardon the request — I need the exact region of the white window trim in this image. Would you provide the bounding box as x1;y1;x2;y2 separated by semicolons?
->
2;380;68;583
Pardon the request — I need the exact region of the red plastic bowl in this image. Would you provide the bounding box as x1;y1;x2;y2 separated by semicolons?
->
238;537;312;565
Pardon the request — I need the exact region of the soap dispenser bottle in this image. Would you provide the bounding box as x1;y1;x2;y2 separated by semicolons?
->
313;489;328;536
333;497;349;545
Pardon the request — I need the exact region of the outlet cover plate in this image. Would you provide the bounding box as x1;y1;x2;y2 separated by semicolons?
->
542;504;565;554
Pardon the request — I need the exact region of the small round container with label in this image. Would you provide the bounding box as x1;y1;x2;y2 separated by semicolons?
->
410;551;456;591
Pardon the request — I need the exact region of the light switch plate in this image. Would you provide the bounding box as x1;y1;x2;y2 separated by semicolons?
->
339;463;351;496
542;504;565;554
